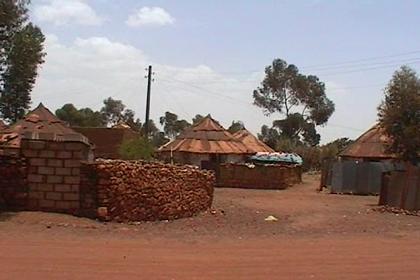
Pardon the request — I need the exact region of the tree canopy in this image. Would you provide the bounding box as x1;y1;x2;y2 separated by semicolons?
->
378;66;420;163
0;0;45;122
159;111;191;139
227;120;245;134
253;58;335;146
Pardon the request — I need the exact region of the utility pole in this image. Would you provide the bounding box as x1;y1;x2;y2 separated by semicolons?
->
144;65;152;138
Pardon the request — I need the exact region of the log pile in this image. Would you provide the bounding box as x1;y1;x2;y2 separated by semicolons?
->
81;160;214;222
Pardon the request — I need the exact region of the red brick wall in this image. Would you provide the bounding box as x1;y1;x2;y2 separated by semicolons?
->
216;163;302;189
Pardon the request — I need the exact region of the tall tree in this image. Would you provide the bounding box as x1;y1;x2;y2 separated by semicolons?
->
227;120;245;134
253;58;334;146
100;97;142;130
378;66;420;163
0;1;45;122
56;104;105;127
159;111;191;139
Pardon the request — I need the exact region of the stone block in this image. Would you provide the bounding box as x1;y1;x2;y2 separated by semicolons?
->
39;199;55;208
64;159;80;168
55;201;72;209
54;184;72;192
64;176;80;184
47;175;63;184
47;142;65;150
28;141;46;150
45;192;62;201
55;167;72;176
56;151;72;159
27;174;44;183
38;166;55;175
71;185;80;192
39;150;56;158
47;159;63;167
63;193;79;201
65;142;83;151
36;183;54;192
29;158;46;166
28;191;44;200
22;149;38;158
71;168;80;176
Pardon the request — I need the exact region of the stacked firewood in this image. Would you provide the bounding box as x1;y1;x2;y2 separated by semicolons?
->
89;160;214;222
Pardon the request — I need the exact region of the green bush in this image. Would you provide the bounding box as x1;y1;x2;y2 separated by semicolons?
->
118;137;154;160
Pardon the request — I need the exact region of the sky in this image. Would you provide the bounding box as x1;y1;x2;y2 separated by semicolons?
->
29;0;420;143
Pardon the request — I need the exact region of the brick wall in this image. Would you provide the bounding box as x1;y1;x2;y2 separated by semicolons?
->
20;140;90;214
0;155;27;210
216;163;302;189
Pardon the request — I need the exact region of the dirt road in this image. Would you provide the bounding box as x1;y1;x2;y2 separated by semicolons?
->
1;174;420;279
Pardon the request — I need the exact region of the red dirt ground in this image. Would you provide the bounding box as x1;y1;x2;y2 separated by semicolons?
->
1;174;420;279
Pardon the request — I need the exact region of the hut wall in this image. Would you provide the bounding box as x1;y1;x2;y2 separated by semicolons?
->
216;163;302;189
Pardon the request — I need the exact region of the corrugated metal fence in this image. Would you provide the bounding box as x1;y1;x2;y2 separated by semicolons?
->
321;160;399;195
379;166;420;210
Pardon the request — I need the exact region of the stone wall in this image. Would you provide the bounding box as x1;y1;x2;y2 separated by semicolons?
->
20;139;90;214
80;160;215;222
0;155;27;210
216;163;302;189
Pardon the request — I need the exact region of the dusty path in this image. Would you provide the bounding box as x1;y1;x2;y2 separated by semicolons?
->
1;174;420;279
1;235;420;280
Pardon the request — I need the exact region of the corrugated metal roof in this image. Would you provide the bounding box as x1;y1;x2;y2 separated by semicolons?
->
233;129;275;153
73;126;139;158
159;116;252;154
0;103;90;148
339;124;397;159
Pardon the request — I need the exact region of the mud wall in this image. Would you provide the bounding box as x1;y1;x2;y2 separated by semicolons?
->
80;160;215;222
217;163;302;189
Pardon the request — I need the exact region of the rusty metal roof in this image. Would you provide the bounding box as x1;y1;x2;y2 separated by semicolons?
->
159;116;253;154
0;120;6;131
339;124;397;159
0;103;90;148
73;126;139;158
233;129;275;153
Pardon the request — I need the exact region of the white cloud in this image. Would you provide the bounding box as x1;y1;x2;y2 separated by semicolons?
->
34;0;104;26
32;35;366;143
126;7;175;27
32;35;265;137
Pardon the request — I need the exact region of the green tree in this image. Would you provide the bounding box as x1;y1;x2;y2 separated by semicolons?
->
142;119;169;147
378;66;420;163
100;97;142;130
118;137;154;160
227;120;245;134
253;58;334;146
56;104;105;127
192;114;205;124
0;0;45;122
159;111;191;139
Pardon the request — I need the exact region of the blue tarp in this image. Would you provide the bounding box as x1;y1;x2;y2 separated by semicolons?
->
249;152;303;165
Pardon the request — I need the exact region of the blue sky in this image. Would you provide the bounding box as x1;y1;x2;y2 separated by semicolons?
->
30;0;420;143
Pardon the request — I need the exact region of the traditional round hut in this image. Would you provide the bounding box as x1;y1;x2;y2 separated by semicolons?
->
158;116;253;169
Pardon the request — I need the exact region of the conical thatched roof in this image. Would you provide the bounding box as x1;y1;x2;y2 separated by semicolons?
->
0;103;89;148
159;116;252;154
233;129;275;153
339;124;396;159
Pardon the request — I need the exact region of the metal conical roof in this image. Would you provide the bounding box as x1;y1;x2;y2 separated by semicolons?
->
233;129;275;153
159;116;252;154
0;103;90;148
